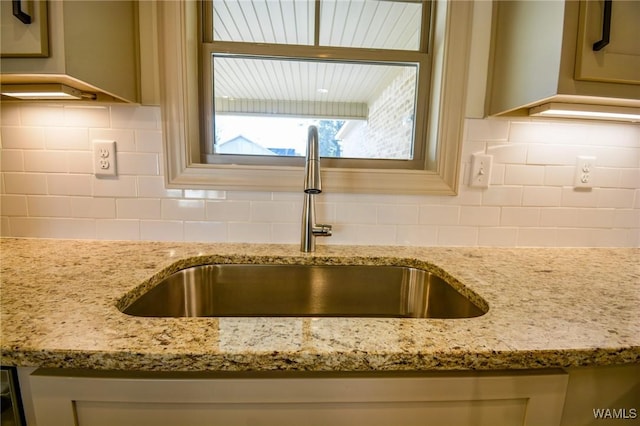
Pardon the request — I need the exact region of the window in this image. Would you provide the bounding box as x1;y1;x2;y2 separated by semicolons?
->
202;0;431;170
157;0;473;194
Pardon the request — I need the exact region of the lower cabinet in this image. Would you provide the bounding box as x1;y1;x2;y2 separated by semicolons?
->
23;369;570;426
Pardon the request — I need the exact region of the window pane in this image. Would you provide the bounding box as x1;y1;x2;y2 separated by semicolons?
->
212;55;417;160
213;0;314;45
215;116;352;158
319;0;423;50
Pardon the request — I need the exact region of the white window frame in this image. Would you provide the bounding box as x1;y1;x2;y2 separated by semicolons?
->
157;0;473;195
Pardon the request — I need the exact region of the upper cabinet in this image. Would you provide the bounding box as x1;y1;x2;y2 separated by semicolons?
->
0;0;139;103
575;0;640;85
487;0;640;117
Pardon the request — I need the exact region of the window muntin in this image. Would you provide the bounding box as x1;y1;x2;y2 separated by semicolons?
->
203;0;432;169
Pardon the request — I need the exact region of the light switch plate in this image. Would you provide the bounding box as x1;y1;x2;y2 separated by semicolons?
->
469;153;493;188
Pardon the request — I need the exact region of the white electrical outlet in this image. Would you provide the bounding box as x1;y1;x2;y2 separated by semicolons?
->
469;153;493;188
93;140;117;177
574;155;596;189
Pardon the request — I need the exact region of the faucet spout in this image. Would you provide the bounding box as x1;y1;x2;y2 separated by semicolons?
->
304;126;322;194
301;125;332;252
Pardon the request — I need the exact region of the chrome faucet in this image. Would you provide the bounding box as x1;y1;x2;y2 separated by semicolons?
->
301;125;332;252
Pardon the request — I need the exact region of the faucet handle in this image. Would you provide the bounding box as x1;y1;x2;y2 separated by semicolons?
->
313;224;332;237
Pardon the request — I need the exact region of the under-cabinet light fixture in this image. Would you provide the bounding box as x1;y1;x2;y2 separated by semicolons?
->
0;84;96;100
529;103;640;122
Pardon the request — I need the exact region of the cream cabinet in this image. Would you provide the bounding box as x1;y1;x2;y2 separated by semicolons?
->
575;0;640;85
0;0;138;103
25;369;569;426
488;0;640;117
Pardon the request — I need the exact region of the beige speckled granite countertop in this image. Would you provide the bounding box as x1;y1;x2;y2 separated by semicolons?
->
1;238;638;372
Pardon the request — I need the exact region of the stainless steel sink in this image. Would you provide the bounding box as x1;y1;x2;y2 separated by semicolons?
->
122;264;486;319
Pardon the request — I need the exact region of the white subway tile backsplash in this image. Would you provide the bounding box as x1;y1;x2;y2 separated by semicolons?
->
377;204;418;225
584;122;640;148
619;168;640;189
117;198;161;219
437;226;478;246
436;190;483;206
465;118;510;142
270;223;298;243
71;197;116;218
488;163;506;186
19;105;64;127
517;228;558;247
137;176;183;198
543;166;574;186
96;219;139;240
11;217;95;239
90;128;136;152
396;225;438;246
1;217;9;235
527;144;581;166
522;187;562;207
117;152;159;175
504;164;545;185
135;130;163;153
4;173;47;195
595;167;622;189
418;205;459;225
1;105;637;247
161;199;205;221
540;208;615;228
184;221;227;242
595;147;640;168
597;189;636;209
93;176;137;197
500;207;540;227
44;127;89;150
613;209;640;228
1;127;45;149
111;106;160;130
250;201;298;223
482;186;522;206
335;203;378;224
486;143;527;164
27;196;71;217
459;206;501;226
345;224;397;245
315;202;335;224
561;188;599;207
47;174;92;196
228;222;271;243
1;150;24;172
206;200;251;222
478;227;518;247
23;151;69;173
0;195;27;216
226;190;272;201
63;106;110;128
140;220;183;241
184;190;226;200
0;105;20;125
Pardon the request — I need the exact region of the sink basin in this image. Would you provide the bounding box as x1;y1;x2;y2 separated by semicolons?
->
122;264;486;319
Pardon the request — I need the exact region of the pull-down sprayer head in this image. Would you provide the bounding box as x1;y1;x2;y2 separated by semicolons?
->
304;125;321;194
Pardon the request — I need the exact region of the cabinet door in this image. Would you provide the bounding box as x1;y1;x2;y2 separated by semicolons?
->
28;369;568;426
575;0;640;84
0;0;48;57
